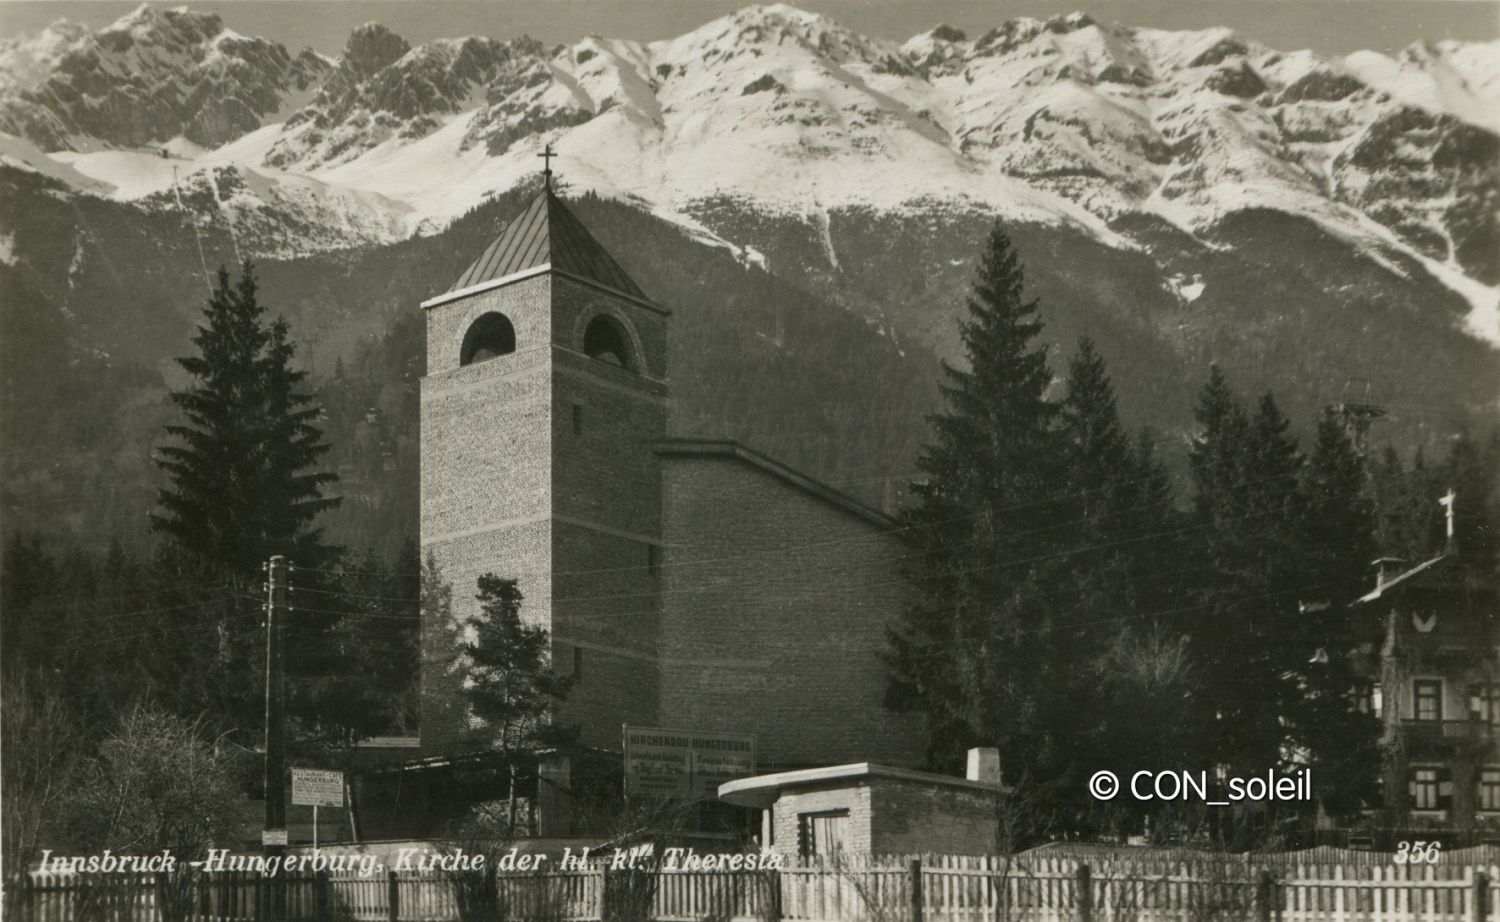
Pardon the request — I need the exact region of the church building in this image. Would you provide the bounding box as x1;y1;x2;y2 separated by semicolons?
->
416;177;925;778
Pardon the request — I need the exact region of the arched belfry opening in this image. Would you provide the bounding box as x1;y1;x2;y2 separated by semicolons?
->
583;315;634;370
460;312;516;366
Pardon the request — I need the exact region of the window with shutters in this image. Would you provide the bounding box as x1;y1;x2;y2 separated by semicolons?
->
797;810;849;858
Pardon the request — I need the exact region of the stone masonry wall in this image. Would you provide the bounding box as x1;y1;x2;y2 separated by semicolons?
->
420;276;554;754
866;778;998;855
659;452;926;768
769;787;873;855
767;779;997;856
549;275;669;749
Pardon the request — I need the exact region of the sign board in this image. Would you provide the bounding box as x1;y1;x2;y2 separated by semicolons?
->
623;726;755;801
291;768;345;807
262;829;288;847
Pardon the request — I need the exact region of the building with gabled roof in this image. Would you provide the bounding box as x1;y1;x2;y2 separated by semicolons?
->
417;184;925;804
1350;549;1500;842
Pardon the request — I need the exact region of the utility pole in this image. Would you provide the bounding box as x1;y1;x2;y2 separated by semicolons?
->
263;555;289;915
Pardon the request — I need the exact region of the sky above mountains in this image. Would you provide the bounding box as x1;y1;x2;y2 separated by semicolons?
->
1;0;1497;57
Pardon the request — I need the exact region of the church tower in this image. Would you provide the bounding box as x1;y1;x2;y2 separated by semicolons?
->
418;183;668;753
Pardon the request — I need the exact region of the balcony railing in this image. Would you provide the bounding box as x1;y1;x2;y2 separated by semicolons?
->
1401;718;1496;745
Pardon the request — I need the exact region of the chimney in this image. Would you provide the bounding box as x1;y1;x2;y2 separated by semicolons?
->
966;747;1001;786
1373;558;1406;590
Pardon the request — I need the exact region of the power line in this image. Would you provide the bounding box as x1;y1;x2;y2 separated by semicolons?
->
292;462;1311;583
8;591;253;624
5;578;235;615
296;495;1330;629
36;610;261;653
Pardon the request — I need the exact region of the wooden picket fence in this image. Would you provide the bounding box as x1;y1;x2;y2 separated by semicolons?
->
6;852;1497;922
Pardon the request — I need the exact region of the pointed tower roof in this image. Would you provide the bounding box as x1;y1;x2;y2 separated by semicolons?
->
445;190;648;301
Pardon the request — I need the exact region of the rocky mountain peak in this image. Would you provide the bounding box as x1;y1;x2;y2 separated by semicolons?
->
0;19;89;92
1046;12;1098;34
343;23;412;77
683;3;913;75
0;3;332;150
107;3;222;38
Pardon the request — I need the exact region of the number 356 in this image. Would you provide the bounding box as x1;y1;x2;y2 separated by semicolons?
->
1394;841;1442;864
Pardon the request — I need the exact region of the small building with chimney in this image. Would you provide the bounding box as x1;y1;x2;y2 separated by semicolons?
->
719;748;1007;856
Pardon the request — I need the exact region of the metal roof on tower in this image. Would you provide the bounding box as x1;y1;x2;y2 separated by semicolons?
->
446;190;648;301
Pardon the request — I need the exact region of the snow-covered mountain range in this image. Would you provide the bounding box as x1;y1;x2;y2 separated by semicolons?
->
3;2;1497;550
1;2;1496;342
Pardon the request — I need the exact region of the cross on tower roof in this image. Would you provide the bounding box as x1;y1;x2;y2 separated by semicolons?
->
1439;488;1457;547
539;143;556;191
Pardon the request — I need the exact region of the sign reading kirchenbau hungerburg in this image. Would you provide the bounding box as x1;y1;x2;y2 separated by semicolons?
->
623;726;756;800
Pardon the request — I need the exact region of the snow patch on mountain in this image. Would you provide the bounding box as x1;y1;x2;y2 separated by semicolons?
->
0;131;115;193
1166;273;1206;303
1345;40;1500;135
51;148;181;198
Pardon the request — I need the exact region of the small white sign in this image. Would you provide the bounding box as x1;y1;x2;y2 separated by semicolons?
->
292;768;345;807
262;829;288;846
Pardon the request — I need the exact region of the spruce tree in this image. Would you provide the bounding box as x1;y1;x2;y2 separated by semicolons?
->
885;222;1067;781
1293;409;1381;820
1371;445;1440;559
1187;374;1382;822
1061;338;1136;546
153;262;339;578
1058;339;1194;830
1303;409;1377;608
1057;339;1182;617
1129;428;1184;615
152;262;340;733
1187;374;1305;775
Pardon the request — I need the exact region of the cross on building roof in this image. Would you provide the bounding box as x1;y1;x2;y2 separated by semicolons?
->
441;187;648;300
539;143;556;191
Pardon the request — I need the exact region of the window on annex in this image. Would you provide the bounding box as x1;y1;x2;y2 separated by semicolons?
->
583;315;634;370
797;809;849;858
460;312;516;365
1413;679;1443;722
